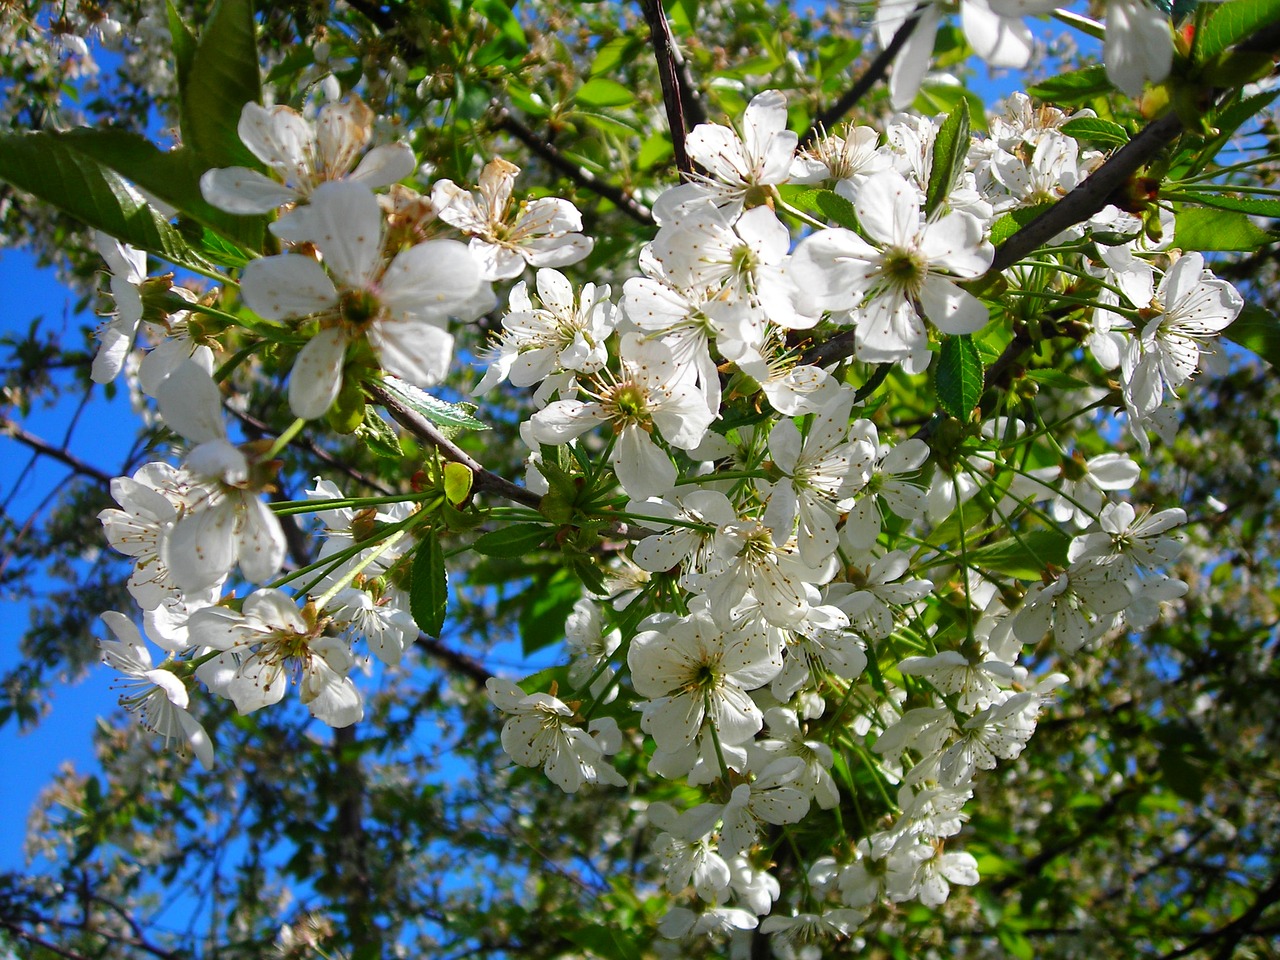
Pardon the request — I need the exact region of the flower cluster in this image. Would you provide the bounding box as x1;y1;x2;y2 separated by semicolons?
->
93;80;1236;946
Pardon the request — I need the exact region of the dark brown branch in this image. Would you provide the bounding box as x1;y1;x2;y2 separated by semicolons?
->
492;105;654;226
366;382;543;510
1156;871;1280;960
0;417;115;486
802;109;1186;373
803;11;923;146
0;922;93;960
415;633;491;686
639;0;696;176
988;109;1185;275
229;407;393;495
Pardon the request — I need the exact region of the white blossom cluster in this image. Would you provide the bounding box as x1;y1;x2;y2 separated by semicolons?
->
94;94;593;756
92;78;1238;947
871;0;1174;107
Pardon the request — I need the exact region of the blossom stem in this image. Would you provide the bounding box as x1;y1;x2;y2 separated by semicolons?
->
264;418;307;461
213;342;260;383
776;197;828;231
1010;287;1140;317
312;529;408;611
1175;153;1280;184
272;511;420;591
183;300;287;341
1050;7;1104;40
675;470;770;486
613;511;718;533
270;490;437;516
706;709;733;785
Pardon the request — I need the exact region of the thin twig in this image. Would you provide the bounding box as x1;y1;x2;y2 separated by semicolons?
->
639;0;696;176
492;105;654;225
366;382;543;510
229;407;393;495
802;11;923;146
1;417;115;485
415;633;491;686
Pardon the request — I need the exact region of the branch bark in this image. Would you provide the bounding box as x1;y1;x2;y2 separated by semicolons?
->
0;417;114;486
988;109;1184;275
492;105;654;226
639;0;698;176
802;11;922;146
366;382;543;510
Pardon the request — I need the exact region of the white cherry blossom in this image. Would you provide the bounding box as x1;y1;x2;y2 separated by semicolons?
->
242;180;482;419
200;95;415;215
433;157;593;280
189;588;363;727
100;611;214;768
628;603;781;750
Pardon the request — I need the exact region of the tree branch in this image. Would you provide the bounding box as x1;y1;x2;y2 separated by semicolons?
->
365;382;543;510
0;921;93;960
415;633;491;686
0;417;114;486
491;105;654;226
988;109;1185;275
801;109;1185;374
639;0;697;176
230;407;393;495
1155;871;1280;960
802;11;922;146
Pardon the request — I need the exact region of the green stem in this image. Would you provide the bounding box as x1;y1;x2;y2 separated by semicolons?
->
213;342;260;383
271;491;435;516
263;418;307;461
707;710;733;785
674;469;770;486
184;300;287;340
312;529;408;610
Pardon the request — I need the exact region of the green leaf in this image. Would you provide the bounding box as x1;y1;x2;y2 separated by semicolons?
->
1196;0;1280;63
589;36;640;77
813;189;860;230
914;84;987;133
443;462;473;505
519;567;580;654
925;98;970;216
0;131;215;274
379;375;489;433
1059;117;1130;148
166;0;197;91
574;78;635;108
189;225;258;267
1174;206;1276;250
48;128;265;251
472;524;550;557
566;928;643;960
1175;190;1280;218
1224;303;1280;369
473;0;527;47
989;202;1055;246
964;528;1071;579
410;529;448;638
516;665;570;696
354;407;403;459
1027;65;1113;104
181;0;262;169
935;334;984;418
1023;368;1092;390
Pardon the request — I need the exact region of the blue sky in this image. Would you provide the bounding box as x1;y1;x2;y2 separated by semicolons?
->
0;246;131;871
